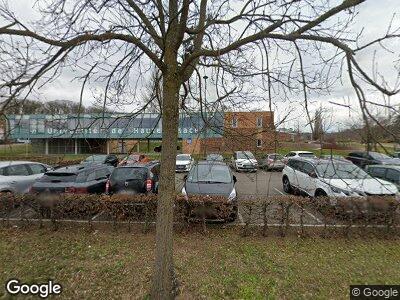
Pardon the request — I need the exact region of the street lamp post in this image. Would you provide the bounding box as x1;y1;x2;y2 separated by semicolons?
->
203;75;208;157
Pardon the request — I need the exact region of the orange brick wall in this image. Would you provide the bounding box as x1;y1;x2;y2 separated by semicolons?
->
181;111;277;154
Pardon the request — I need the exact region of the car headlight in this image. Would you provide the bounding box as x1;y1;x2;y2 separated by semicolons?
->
181;186;188;200
330;186;350;196
228;188;237;202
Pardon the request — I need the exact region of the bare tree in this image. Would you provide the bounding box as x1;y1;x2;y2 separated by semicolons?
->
1;0;400;298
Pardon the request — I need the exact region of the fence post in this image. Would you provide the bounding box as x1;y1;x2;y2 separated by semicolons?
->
262;201;268;237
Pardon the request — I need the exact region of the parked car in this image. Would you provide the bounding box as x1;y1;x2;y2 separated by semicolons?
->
0;161;52;194
259;153;285;171
282;151;316;164
106;161;160;194
282;158;398;198
176;154;194;172
231;151;258;172
392;152;400;158
181;161;237;221
346;151;400;169
206;153;224;162
366;165;400;188
119;154;141;166
81;154;119;167
30;164;112;194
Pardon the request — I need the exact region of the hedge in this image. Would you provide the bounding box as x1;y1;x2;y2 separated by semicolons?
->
0;193;399;237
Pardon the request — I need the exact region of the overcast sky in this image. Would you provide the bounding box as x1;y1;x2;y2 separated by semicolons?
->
3;0;400;132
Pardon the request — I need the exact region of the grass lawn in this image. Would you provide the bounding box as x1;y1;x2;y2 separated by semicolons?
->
1;227;399;299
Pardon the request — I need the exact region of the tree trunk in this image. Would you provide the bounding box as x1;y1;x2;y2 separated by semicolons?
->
151;70;180;299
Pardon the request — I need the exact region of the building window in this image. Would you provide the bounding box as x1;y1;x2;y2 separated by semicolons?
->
257;139;262;147
257;117;263;127
231;116;238;128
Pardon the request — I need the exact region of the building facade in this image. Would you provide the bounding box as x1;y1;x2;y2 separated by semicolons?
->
7;111;276;154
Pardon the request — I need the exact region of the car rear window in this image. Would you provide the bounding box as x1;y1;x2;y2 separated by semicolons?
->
111;167;147;181
298;153;315;157
39;172;78;183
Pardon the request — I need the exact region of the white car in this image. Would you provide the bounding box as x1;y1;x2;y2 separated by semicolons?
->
231;151;258;172
0;161;52;194
176;154;194;172
283;151;316;164
282;158;398;198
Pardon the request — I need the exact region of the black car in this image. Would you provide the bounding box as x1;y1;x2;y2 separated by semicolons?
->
181;161;237;221
106;161;160;194
346;151;400;169
30;164;112;194
81;154;119;167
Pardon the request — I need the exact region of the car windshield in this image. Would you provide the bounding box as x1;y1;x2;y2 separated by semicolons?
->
207;154;223;160
111;167;147;181
237;151;255;159
370;152;391;159
188;164;232;183
315;162;370;179
85;155;106;162
268;154;283;160
298;152;315;157
177;155;191;161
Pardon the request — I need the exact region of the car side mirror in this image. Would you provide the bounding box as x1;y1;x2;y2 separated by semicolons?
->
233;175;237;183
183;175;188;181
309;171;317;178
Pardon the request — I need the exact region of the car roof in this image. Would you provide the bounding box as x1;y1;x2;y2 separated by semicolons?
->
290;157;351;165
290;151;314;154
51;164;107;173
367;164;400;170
0;161;45;168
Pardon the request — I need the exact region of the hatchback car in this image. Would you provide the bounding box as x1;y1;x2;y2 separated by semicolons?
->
282;158;398;198
0;161;52;194
181;161;237;221
366;165;400;188
231;151;258;172
392;152;400;159
176;154;194;172
259;153;285;170
346;151;400;169
282;151;316;164
30;164;112;194
81;154;119;167
106;161;160;194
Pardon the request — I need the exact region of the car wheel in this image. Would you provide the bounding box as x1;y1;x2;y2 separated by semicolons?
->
226;206;238;222
315;189;327;198
282;177;292;194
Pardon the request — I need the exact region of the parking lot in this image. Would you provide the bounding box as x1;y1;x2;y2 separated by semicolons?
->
2;167;395;227
176;169;326;226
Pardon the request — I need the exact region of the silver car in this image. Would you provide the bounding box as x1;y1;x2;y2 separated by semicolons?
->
259;153;285;171
0;161;52;194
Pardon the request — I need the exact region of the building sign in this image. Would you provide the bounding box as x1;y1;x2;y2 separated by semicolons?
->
6;112;224;139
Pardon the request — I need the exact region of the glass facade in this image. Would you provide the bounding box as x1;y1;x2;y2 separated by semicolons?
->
6;112;224;140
